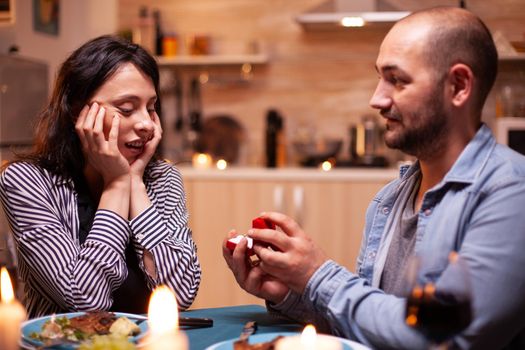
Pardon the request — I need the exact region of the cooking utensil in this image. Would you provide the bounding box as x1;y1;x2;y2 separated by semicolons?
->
195;114;245;164
174;75;184;132
189;77;202;133
293;138;342;166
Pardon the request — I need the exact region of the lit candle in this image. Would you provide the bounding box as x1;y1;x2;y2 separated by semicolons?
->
192;153;212;169
0;267;27;350
142;285;188;350
275;324;342;350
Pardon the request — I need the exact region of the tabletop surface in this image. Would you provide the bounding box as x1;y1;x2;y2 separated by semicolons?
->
180;304;303;350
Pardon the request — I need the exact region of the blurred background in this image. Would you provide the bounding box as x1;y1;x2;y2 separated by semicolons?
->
1;0;524;307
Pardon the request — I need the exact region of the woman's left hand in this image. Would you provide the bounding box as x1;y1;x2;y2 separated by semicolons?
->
130;111;163;179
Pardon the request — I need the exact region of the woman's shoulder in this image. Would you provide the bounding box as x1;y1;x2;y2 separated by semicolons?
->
1;161;66;187
2;161;43;179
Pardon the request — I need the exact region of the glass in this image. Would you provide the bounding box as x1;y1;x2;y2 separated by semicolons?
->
405;252;473;349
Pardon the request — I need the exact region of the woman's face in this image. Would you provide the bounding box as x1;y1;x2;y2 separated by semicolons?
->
89;62;157;164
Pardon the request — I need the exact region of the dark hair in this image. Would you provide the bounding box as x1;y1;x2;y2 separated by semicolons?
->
14;35;161;181
408;7;498;112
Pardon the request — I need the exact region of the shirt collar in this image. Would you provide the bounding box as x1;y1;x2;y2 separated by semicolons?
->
443;123;495;184
396;124;495;186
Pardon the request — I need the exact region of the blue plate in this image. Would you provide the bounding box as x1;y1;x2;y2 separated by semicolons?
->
20;312;148;349
205;332;371;350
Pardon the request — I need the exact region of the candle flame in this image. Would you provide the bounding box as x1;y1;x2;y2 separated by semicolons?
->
301;324;317;345
148;285;179;335
0;267;15;303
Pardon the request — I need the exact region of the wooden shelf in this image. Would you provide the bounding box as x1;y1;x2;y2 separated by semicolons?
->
156;54;269;67
499;54;525;62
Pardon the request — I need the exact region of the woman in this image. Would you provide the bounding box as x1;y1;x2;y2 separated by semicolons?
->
0;35;201;317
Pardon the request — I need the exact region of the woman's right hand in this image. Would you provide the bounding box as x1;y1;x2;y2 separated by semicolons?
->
75;103;130;185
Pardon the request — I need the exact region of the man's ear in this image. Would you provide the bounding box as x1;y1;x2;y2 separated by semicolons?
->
447;63;473;107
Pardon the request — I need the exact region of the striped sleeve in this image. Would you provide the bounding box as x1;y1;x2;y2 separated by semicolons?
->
129;161;201;309
0;162;129;315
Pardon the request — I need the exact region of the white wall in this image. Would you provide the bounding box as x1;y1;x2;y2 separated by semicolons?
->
0;0;118;90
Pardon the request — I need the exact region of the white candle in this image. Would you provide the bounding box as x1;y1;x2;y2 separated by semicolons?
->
0;267;27;350
142;285;188;350
276;324;342;350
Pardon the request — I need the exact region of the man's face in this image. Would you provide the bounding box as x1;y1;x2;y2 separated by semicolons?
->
369;21;449;158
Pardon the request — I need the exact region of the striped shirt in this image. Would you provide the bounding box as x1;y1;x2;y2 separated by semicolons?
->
0;160;201;317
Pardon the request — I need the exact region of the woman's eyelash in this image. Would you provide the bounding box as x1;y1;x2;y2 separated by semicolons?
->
118;108;133;114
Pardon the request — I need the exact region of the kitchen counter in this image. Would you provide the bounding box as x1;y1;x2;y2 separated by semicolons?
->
178;166;400;182
180;165;400;309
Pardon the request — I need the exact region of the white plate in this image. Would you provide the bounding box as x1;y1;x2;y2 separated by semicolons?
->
20;311;148;349
205;332;371;350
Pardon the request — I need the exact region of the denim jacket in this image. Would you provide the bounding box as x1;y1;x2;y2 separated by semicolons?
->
271;125;525;349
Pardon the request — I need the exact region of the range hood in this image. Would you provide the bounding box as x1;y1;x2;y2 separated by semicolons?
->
296;0;410;29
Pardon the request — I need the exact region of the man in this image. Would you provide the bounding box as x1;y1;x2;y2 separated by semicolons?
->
223;6;525;350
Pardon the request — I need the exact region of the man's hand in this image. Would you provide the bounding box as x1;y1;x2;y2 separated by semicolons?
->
248;212;328;294
222;229;289;304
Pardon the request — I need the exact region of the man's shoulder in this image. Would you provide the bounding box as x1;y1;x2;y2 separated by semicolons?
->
486;144;525;179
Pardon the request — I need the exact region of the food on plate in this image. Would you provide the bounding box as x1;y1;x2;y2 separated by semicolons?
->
69;311;117;335
234;336;284;350
30;311;141;344
79;334;137;350
109;317;141;337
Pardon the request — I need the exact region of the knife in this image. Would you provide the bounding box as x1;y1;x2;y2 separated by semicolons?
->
129;315;213;328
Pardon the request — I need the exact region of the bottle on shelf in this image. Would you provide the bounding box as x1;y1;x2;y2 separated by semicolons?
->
132;6;155;54
152;9;164;56
265;109;287;168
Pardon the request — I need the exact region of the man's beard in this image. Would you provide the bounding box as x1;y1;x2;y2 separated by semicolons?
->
383;90;449;159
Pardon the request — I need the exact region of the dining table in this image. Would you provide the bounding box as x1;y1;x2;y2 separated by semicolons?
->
19;304;371;349
180;304;304;350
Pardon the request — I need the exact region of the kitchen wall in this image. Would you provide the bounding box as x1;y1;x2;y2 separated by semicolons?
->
1;1;524;165
119;0;525;166
0;0;118;89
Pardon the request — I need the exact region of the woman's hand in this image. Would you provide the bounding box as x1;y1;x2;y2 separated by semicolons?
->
248;212;329;294
222;229;289;304
75;103;130;185
129;111;162;180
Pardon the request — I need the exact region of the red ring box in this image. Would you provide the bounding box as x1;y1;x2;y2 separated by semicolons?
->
226;217;275;255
